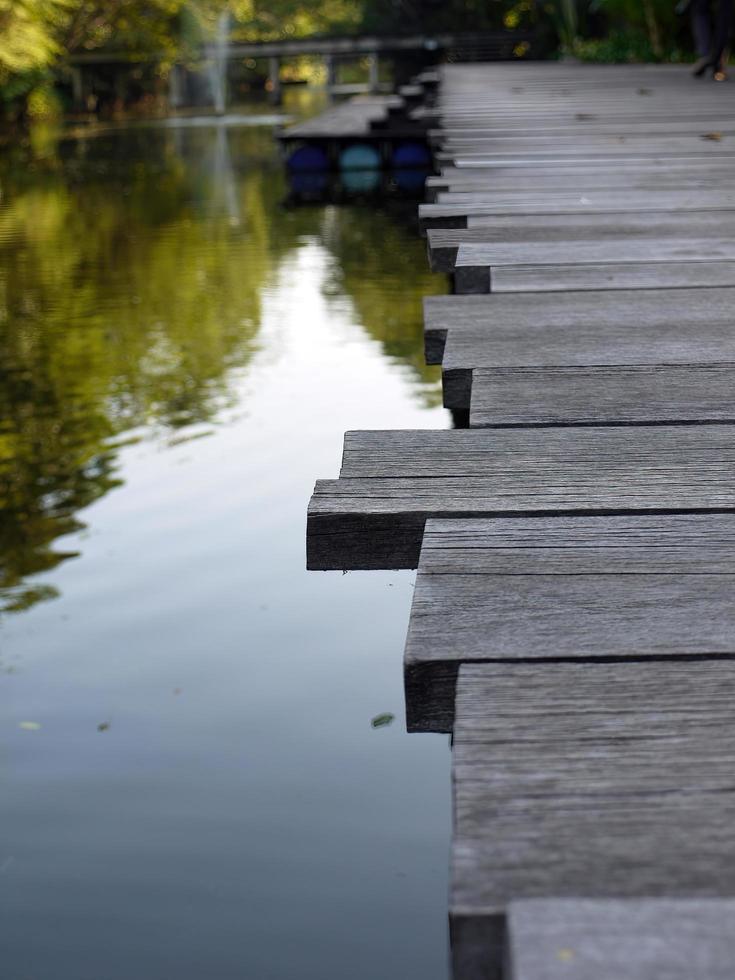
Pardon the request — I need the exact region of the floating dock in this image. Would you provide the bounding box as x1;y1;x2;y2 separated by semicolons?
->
307;63;735;979
277;75;437;172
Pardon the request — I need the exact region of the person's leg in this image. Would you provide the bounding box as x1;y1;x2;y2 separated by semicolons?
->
712;0;734;65
691;0;713;56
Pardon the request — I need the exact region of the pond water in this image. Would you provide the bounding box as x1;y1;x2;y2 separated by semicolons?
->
0;95;452;979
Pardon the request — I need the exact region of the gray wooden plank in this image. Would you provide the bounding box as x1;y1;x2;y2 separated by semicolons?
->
444;152;735;166
280;95;401;138
440;134;735;151
455;237;735;264
307;427;735;570
423;288;735;365
435;303;735;411
470;366;735;427
507;899;735;980
489;261;735;293
436;115;735;134
404;514;735;731
450;660;735;978
417;513;735;575
427;172;735;203
427;214;735;272
419;192;735;232
455;237;735;271
453;238;735;293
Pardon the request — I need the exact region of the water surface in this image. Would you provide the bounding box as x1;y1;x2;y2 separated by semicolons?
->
0;97;452;979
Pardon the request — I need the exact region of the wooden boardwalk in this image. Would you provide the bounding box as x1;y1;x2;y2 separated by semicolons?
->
307;63;735;979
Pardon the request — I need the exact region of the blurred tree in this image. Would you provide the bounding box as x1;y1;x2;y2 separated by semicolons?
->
0;0;72;76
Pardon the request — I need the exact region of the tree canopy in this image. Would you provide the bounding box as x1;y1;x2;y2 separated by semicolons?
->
0;0;696;117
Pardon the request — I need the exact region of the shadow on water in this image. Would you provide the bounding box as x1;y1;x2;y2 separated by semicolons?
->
0;108;445;617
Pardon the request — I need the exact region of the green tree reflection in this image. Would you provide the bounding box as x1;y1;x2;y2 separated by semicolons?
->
320;205;444;406
0;120;444;616
0;125;273;615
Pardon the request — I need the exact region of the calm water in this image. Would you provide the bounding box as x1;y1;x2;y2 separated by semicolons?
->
0;96;452;979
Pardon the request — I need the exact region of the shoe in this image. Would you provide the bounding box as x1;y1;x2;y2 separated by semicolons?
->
713;60;728;81
692;55;712;77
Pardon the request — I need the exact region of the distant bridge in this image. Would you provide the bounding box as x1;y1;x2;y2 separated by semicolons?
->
65;31;532;109
68;31;529;66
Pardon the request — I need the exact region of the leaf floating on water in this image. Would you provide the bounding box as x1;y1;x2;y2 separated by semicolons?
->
702;131;723;141
97;722;110;732
371;713;395;729
18;721;41;731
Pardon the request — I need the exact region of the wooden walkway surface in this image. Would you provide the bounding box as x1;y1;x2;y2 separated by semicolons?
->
279;95;403;138
306;63;735;979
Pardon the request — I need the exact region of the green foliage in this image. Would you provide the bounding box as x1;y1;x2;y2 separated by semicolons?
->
572;28;682;63
0;0;73;106
0;0;72;75
586;0;684;59
26;81;63;117
0;0;701;112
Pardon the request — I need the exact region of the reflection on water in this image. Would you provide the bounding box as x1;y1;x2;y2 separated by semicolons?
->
0;95;450;980
0;113;442;616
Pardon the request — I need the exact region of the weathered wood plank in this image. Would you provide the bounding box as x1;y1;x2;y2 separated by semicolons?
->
404;514;735;731
439;135;735;154
454;236;735;263
423;288;735;365
488;261;735;293
470;366;735;427
452;238;735;295
426;214;735;272
426;171;735;203
279;95;402;138
450;660;735;978
419;191;735;232
418;513;735;574
307;427;735;570
507;899;735;980
432;300;735;412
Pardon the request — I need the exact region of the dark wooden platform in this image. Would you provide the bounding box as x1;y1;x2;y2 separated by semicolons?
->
306;62;735;980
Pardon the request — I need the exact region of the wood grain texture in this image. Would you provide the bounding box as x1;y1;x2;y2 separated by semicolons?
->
470;365;735;426
419;193;735;231
428;62;735;980
455;237;735;269
441;316;735;369
508;899;735;980
453;238;735;295
426;214;735;272
419;513;735;575
490;261;735;293
308;427;735;570
450;660;735;975
423;287;735;364
405;515;735;731
452;659;735;905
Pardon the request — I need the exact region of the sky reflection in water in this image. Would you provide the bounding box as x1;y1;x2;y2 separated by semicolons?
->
0;98;451;980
